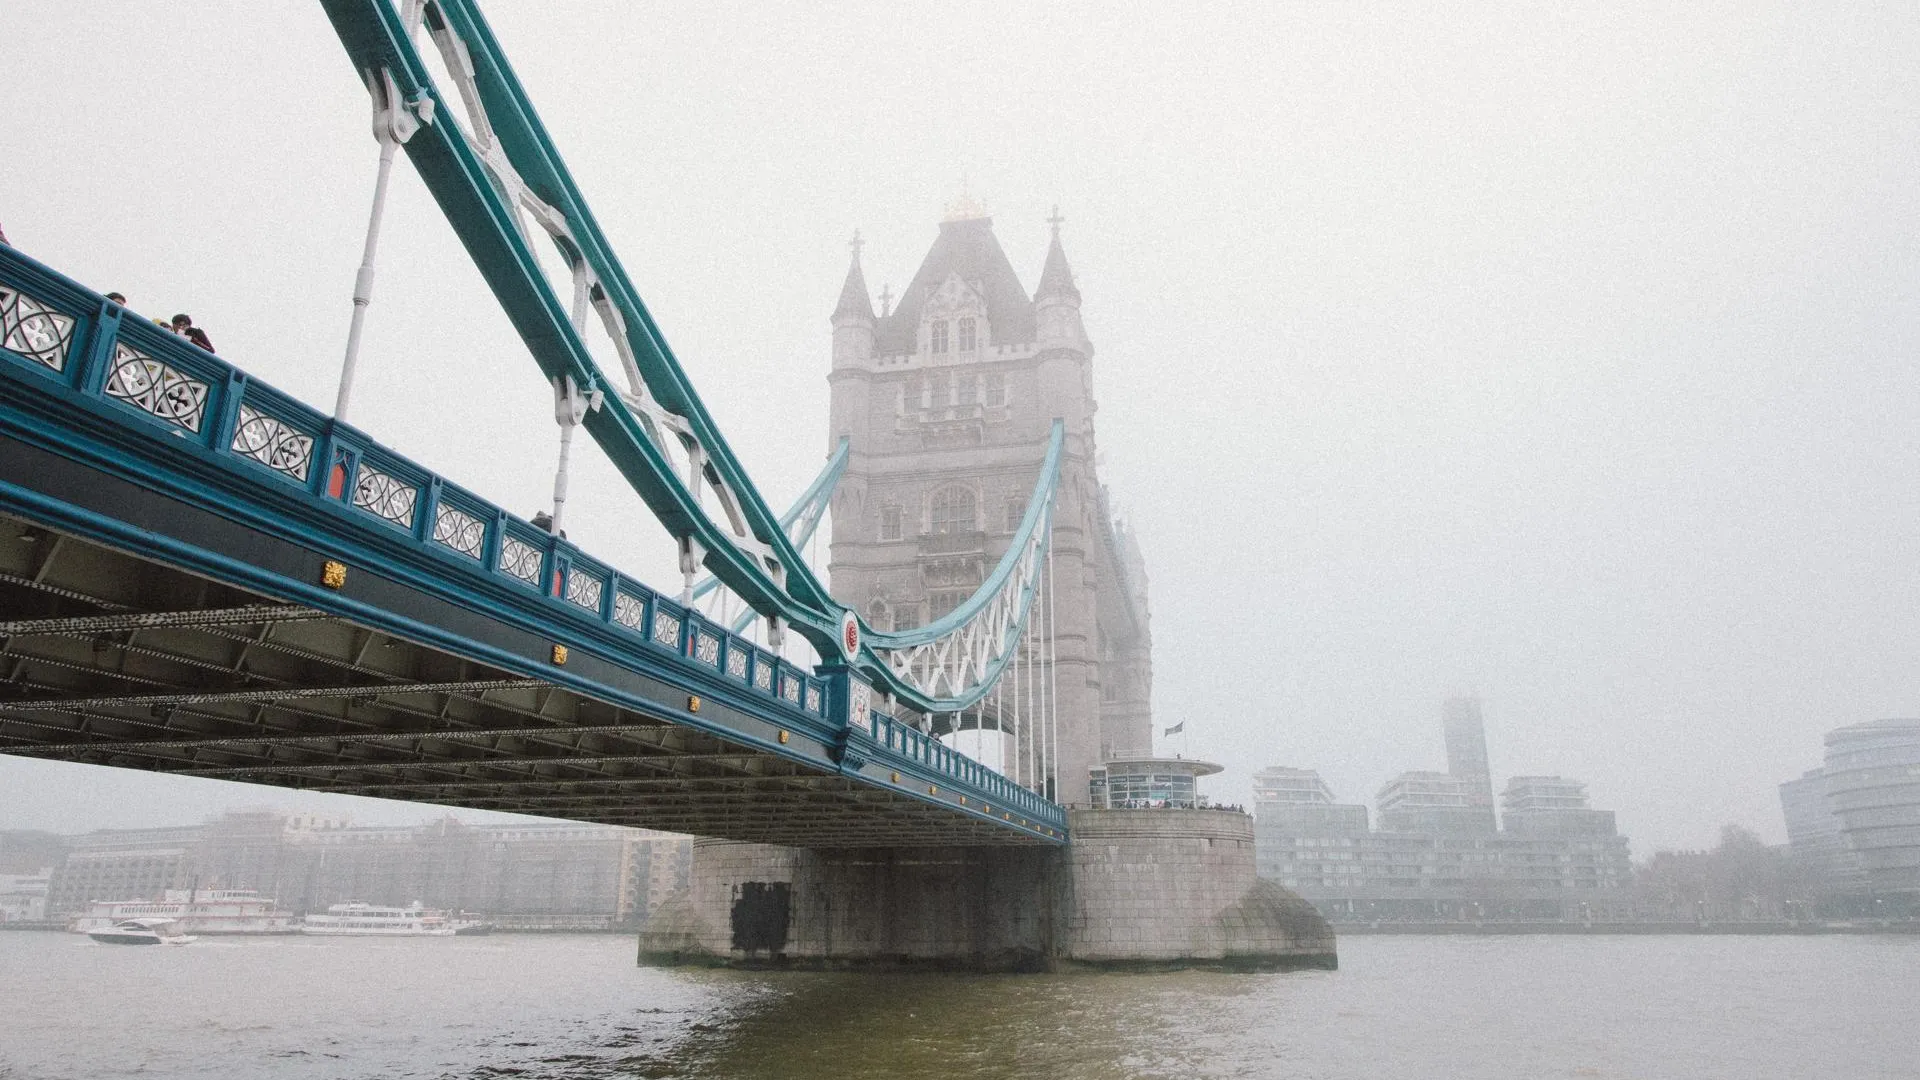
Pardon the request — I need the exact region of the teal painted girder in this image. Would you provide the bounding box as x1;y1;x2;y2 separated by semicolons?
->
0;243;1068;840
313;0;1062;714
686;438;848;634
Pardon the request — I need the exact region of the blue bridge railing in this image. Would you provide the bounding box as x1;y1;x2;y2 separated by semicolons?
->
0;242;1067;841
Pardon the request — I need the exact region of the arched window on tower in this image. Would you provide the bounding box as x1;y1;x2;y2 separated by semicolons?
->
928;485;977;535
930;320;950;354
957;317;977;352
866;598;892;632
879;504;903;541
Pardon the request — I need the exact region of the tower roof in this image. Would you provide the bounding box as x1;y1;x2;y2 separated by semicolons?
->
833;242;875;322
873;216;1035;354
1034;228;1080;305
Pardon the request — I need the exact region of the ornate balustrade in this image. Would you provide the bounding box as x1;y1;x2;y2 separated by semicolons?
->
0;243;1067;839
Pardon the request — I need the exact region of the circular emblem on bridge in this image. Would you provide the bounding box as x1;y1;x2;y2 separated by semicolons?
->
839;609;861;659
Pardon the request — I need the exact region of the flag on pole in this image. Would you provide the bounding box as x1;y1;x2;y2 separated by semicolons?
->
1164;721;1184;736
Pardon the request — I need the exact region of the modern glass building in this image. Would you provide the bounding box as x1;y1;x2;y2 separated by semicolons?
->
1820;719;1920;897
1088;756;1224;809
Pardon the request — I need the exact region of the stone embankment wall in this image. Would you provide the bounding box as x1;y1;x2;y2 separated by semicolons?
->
637;809;1335;972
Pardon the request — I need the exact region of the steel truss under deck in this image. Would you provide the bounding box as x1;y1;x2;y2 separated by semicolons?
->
0;511;1043;845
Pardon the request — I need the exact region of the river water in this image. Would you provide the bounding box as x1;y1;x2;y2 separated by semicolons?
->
0;931;1912;1079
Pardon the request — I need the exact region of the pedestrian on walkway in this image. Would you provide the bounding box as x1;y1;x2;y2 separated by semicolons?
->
171;313;214;353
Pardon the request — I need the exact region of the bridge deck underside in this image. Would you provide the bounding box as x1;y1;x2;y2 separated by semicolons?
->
0;513;1030;846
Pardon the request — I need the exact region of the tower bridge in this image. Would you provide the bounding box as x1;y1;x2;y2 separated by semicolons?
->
1;0;1333;971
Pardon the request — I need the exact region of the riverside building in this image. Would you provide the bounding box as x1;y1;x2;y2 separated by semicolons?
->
1781;718;1920;908
1253;701;1634;922
39;811;691;928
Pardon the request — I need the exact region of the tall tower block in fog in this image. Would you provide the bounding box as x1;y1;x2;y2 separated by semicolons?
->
825;201;1154;799
1443;695;1498;830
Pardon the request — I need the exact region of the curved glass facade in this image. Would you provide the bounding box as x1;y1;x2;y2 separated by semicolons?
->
1823;719;1920;895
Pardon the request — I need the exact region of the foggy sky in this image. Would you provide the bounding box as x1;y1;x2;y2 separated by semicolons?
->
4;1;1917;852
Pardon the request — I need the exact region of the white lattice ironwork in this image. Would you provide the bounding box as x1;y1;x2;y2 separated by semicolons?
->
230;404;314;481
351;463;417;528
781;674;801;705
868;496;1054;704
339;2;1063;715
103;343;207;433
726;648;748;680
848;678;873;734
498;535;541;586
752;660;773;692
432;503;484;559
651;609;681;648
564;568;603;612
613;591;646;632
694;631;720;666
403;2;799;641
0;286;75;371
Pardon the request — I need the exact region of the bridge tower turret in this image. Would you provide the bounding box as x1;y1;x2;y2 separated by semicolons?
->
824;200;1153;804
831;231;876;368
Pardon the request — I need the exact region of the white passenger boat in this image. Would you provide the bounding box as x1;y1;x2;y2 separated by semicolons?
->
87;917;197;946
300;901;481;936
69;889;296;936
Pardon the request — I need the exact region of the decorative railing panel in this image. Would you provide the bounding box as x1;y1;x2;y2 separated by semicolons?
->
497;534;542;586
564;567;603;613
230;404;315;482
103;342;208;433
350;462;418;529
0;285;75;372
431;502;485;559
0;222;1067;841
612;590;646;633
650;607;682;649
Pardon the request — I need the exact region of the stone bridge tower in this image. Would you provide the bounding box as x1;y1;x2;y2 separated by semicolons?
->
636;203;1334;973
825;201;1154;802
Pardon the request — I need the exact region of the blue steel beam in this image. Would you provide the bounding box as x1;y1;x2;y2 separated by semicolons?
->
0;244;1066;841
312;0;1061;713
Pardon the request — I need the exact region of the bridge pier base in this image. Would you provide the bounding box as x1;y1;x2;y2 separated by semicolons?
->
637;809;1336;972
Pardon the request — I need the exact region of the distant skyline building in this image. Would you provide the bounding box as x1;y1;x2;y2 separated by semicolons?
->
1253;701;1633;921
1812;719;1920;898
1376;771;1493;834
1252;767;1369;839
0;871;51;923
32;811;692;929
1778;767;1863;891
1501;776;1619;837
1442;695;1498;830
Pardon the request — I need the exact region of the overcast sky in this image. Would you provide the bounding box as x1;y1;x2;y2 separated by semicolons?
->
5;1;1917;853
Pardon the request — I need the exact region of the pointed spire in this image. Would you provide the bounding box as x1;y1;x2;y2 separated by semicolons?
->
834;229;875;321
1034;205;1080;305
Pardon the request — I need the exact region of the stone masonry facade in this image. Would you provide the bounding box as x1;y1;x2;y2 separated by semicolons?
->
826;205;1153;799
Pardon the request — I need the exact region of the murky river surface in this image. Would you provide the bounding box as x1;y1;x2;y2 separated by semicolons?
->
0;932;1914;1079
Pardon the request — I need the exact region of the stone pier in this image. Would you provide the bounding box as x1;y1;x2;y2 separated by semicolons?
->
637;808;1336;972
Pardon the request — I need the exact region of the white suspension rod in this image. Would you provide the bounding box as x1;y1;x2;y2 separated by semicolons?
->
1047;528;1059;804
336;70;426;422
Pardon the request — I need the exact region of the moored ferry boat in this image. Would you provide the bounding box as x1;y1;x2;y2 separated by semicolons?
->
87;917;196;945
69;889;296;936
300;901;481;936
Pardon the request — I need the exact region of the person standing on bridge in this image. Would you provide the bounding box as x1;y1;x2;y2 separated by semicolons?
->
171;313;214;353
